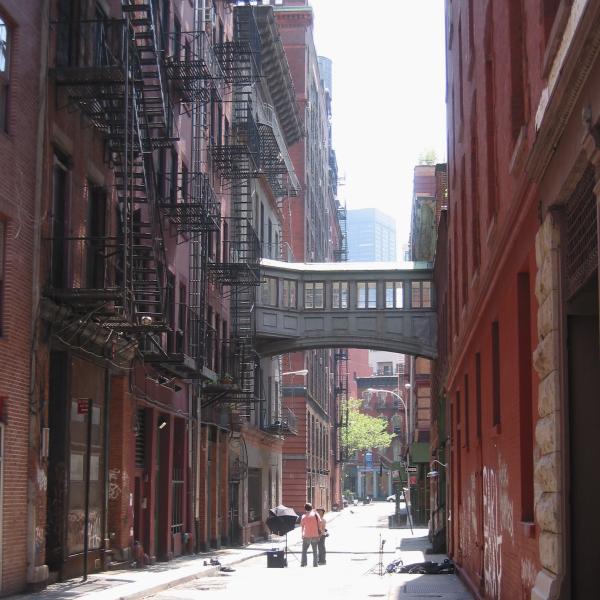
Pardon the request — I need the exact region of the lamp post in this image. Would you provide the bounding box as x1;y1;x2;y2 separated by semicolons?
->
365;388;413;531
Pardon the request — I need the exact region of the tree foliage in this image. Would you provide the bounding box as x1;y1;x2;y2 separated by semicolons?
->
342;398;395;455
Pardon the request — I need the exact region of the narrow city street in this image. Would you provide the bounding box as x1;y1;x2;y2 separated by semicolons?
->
143;503;472;600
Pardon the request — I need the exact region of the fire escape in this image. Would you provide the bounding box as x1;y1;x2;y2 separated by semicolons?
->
47;2;216;380
330;151;349;462
203;6;263;424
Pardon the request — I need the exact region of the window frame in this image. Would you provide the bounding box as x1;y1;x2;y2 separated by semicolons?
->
0;14;10;133
260;276;278;307
304;281;324;309
411;281;432;308
282;278;297;308
385;281;404;308
331;281;349;309
357;281;377;309
0;219;4;336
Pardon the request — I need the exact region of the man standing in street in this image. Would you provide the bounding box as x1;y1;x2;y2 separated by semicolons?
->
300;503;322;567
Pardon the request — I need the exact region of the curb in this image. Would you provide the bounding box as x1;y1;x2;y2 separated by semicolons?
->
77;548;268;600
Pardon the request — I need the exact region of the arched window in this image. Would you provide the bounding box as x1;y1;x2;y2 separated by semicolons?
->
0;15;9;131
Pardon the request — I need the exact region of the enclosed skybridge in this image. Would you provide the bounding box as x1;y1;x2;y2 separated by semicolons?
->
255;260;437;358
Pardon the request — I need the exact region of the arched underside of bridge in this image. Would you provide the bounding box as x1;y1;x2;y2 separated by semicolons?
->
255;334;437;359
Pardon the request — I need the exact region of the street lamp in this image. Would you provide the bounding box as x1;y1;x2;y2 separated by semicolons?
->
281;369;308;377
426;459;448;478
365;388;409;452
365;388;413;531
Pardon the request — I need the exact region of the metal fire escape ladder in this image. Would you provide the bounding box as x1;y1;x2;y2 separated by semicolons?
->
335;349;350;463
104;0;174;334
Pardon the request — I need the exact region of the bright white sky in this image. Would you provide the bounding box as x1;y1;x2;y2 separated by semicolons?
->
308;0;447;248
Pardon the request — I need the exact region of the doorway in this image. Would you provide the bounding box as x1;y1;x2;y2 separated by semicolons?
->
567;274;599;598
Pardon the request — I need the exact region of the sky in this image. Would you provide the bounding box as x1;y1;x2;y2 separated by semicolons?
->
308;0;447;249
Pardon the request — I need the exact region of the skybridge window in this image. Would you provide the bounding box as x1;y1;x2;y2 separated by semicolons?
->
331;281;348;309
282;279;297;308
357;282;377;309
261;276;278;307
305;282;324;309
411;281;432;308
385;281;404;308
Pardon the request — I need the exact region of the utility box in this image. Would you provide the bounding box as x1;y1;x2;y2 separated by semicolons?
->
267;550;286;568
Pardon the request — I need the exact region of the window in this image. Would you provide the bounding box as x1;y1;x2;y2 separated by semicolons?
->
181;164;188;203
86;184;106;289
411;281;432;308
357;282;376;309
517;273;533;521
51;152;70;289
304;282;324;309
260;277;278;307
0;15;9;132
247;468;262;523
492;320;501;427
377;391;386;408
169;150;178;204
331;281;348;309
362;390;371;408
282;279;297;308
0;219;4;335
385;281;403;308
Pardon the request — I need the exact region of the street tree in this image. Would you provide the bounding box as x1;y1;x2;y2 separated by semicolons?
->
342;398;395;455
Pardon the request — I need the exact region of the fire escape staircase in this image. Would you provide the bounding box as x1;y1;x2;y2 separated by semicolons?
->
203;6;265;419
47;3;177;357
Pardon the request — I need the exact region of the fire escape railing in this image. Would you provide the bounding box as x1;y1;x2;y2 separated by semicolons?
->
164;29;224;104
214;5;261;85
158;171;220;235
261;406;298;437
256;102;300;198
210;102;260;179
49;8;174;336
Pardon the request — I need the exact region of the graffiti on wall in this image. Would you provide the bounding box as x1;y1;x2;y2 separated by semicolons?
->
109;468;122;501
482;454;515;599
459;473;477;556
483;466;502;598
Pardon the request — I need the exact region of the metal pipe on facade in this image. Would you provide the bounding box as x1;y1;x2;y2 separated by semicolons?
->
26;0;50;587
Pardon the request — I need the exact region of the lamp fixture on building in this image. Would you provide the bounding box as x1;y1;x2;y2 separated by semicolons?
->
426;459;448;478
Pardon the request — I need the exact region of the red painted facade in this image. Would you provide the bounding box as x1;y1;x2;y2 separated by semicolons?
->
0;0;42;593
275;1;342;515
441;1;600;598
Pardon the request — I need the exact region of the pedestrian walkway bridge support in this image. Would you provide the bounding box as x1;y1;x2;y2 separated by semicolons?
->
255;259;437;358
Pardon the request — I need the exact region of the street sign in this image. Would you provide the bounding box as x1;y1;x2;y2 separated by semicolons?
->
407;466;418;473
77;398;91;415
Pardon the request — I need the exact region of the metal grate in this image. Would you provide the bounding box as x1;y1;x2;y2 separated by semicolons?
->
566;165;597;298
171;467;184;534
135;409;146;468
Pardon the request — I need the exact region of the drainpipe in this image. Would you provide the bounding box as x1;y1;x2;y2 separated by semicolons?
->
26;0;50;588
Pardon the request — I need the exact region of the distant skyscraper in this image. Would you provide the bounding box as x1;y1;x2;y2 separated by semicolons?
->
347;208;397;261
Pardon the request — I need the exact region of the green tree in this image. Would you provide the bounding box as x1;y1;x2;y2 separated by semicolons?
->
342;398;395;456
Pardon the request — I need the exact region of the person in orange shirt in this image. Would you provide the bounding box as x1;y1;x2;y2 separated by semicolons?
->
300;502;322;567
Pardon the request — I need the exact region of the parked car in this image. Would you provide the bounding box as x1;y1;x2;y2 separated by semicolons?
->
387;493;405;502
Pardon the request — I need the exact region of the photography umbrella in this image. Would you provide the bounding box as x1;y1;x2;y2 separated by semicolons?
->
266;505;299;565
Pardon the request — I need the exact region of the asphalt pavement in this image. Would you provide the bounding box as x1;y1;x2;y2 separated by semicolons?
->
7;502;473;600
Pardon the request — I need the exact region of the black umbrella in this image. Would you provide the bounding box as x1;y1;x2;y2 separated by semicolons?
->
265;505;299;566
266;505;299;535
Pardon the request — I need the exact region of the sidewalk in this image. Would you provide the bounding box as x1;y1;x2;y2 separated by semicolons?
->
385;526;473;600
8;510;342;600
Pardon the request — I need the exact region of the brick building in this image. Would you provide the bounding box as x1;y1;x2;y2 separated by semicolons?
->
0;1;43;593
0;0;305;593
442;1;600;599
274;0;343;515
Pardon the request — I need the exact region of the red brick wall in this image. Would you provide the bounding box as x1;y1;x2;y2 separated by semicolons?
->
444;0;544;596
108;376;134;558
0;0;42;593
